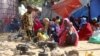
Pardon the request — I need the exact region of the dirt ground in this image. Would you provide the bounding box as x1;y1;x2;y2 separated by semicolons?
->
0;33;100;56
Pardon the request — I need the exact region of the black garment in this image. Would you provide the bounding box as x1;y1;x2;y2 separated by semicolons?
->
70;17;79;31
26;30;34;38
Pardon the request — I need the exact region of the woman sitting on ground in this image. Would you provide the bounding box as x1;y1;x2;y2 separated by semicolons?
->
78;17;93;40
89;17;100;44
58;18;79;46
36;18;50;41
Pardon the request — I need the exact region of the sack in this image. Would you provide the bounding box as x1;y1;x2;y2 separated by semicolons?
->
89;30;100;44
65;32;77;46
89;35;100;44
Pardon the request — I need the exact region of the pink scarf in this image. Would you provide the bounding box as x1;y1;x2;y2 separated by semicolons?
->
59;18;79;46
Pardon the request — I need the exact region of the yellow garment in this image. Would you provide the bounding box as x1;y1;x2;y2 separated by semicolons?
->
37;32;49;41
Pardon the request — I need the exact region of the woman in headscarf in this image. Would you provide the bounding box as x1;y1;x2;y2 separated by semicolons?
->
78;17;93;40
36;18;50;41
48;17;61;42
89;17;100;44
33;17;43;36
91;17;99;31
48;21;59;42
59;18;79;46
42;18;50;34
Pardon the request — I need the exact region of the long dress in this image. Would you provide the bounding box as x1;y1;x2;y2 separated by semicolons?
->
59;18;79;46
78;23;93;40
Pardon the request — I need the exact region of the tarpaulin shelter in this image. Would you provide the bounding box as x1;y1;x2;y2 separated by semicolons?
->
90;0;100;18
52;0;81;18
72;6;88;18
52;0;91;18
69;0;100;19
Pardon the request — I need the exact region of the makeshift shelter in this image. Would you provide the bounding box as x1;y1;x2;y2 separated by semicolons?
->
90;0;100;18
40;0;62;19
52;0;81;18
72;6;88;18
52;0;91;18
40;6;62;19
69;0;100;19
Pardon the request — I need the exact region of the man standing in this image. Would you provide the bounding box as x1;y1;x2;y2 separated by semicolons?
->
21;5;34;41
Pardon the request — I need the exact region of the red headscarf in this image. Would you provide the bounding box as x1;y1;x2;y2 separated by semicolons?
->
78;22;93;40
33;18;43;32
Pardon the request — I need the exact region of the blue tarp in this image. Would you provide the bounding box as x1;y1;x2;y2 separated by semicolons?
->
90;0;100;18
72;6;88;18
72;0;100;19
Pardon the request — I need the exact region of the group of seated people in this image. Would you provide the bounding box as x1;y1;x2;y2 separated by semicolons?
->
31;16;100;46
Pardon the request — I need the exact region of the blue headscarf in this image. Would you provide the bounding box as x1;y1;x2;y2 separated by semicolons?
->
79;17;87;28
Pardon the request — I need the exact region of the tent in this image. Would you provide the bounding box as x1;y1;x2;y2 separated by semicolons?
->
52;0;100;19
52;0;81;18
72;6;88;18
90;0;100;18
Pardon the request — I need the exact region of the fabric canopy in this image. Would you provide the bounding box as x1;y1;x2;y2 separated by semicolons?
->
72;6;88;18
52;0;81;18
90;0;100;18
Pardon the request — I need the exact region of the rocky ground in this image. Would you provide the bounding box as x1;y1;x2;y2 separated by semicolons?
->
0;33;100;56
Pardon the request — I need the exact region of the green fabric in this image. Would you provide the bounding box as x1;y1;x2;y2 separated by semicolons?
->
89;31;100;44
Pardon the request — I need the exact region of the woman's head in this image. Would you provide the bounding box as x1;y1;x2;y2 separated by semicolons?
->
92;17;97;23
80;17;87;24
43;18;50;27
90;17;98;26
50;21;55;26
64;18;71;27
78;17;87;28
43;18;49;23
